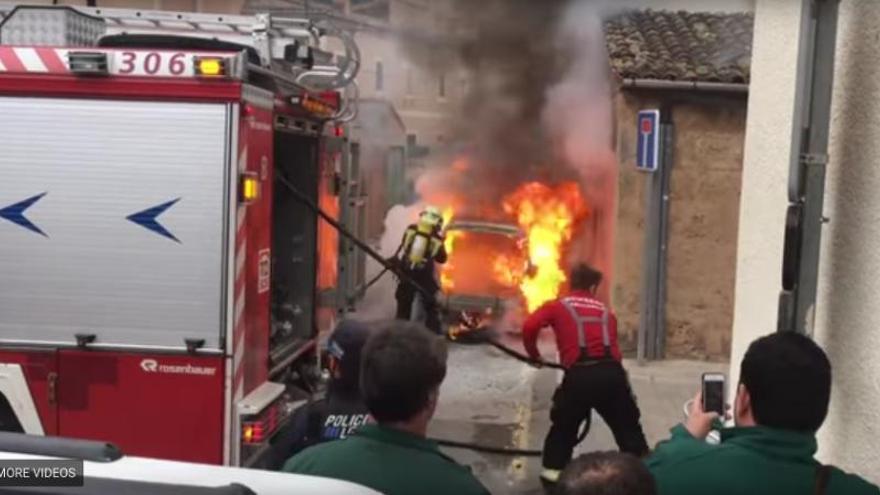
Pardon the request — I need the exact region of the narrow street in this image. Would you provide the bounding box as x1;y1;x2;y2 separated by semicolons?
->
3;0;880;492
431;335;727;493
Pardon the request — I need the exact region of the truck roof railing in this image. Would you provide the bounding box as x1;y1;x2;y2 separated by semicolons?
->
0;3;360;99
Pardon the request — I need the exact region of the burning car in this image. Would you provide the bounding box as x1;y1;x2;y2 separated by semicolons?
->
439;219;531;334
436;181;590;336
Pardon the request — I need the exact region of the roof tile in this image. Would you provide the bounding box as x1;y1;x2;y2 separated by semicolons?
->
604;9;754;84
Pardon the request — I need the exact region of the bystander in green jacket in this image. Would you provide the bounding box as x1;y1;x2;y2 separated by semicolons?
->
283;424;490;495
649;332;880;495
648;424;879;495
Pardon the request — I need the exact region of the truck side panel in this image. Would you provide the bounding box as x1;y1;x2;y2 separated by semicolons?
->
0;97;230;350
237;102;273;398
57;350;224;464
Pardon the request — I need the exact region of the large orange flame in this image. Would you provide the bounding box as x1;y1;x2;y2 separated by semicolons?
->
439;206;527;296
492;253;525;288
427;151;590;315
436;181;588;313
503;182;588;312
440;207;460;291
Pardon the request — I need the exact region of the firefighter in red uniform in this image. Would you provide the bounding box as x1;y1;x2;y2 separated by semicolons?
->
522;264;649;487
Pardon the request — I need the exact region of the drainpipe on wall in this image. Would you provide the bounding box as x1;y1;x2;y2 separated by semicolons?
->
777;0;840;335
638;109;674;363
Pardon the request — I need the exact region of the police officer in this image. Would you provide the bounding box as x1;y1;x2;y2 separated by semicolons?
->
521;264;649;486
274;319;373;466
391;206;447;334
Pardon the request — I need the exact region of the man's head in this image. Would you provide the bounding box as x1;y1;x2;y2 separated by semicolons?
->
326;319;372;394
735;331;832;433
556;452;656;495
360;321;448;427
570;264;603;294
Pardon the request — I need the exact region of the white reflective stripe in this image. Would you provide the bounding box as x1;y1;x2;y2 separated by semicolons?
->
540;468;561;482
233;378;244;404
232;327;245;377
0;364;45;435
601;309;610;348
54;49;70;67
0;59;5;72
560;299;611;357
235;240;247;279
236;207;246;229
14;48;47;72
233;291;245;329
560;299;586;348
237;146;248;173
579;314;609;348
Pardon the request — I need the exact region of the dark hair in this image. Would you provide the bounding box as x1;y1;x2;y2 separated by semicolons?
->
570;264;603;292
360;321;448;423
739;331;832;433
556;452;656;495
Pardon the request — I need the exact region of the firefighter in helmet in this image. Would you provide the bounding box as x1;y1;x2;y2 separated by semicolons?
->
391;205;447;334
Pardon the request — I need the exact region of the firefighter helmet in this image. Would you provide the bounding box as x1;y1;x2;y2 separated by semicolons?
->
419;205;443;228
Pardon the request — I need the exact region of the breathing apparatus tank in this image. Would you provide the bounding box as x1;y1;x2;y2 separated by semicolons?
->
405;206;443;269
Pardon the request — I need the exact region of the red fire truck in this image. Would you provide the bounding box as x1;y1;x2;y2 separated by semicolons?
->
0;5;363;468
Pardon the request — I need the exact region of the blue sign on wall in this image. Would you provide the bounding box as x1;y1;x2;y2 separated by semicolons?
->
636;109;661;172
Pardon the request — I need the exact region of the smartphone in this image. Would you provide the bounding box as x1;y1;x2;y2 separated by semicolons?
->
702;372;726;415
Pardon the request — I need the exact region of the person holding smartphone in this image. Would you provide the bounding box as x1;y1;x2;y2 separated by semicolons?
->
521;264;649;487
647;332;879;495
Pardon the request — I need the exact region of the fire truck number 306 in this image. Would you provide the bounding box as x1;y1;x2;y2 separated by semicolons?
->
118;52;188;76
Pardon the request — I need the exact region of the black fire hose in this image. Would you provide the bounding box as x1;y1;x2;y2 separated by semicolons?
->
431;419;590;457
275;173;561;369
485;337;565;371
432;438;543;457
275;173;437;304
276;174;591;455
358;266;390;296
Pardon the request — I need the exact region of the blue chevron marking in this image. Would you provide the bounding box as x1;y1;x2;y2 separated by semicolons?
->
0;192;48;237
127;198;181;243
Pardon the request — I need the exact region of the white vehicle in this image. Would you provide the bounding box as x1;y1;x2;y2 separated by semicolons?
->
0;432;380;495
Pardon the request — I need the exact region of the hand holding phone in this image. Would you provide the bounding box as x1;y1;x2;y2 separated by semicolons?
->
701;372;726;416
684;373;727;440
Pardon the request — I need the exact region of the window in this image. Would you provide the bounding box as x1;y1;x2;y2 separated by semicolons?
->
375;61;384;92
438;72;446;98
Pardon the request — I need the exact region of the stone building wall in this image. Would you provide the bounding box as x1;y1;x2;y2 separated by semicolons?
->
613;90;747;360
